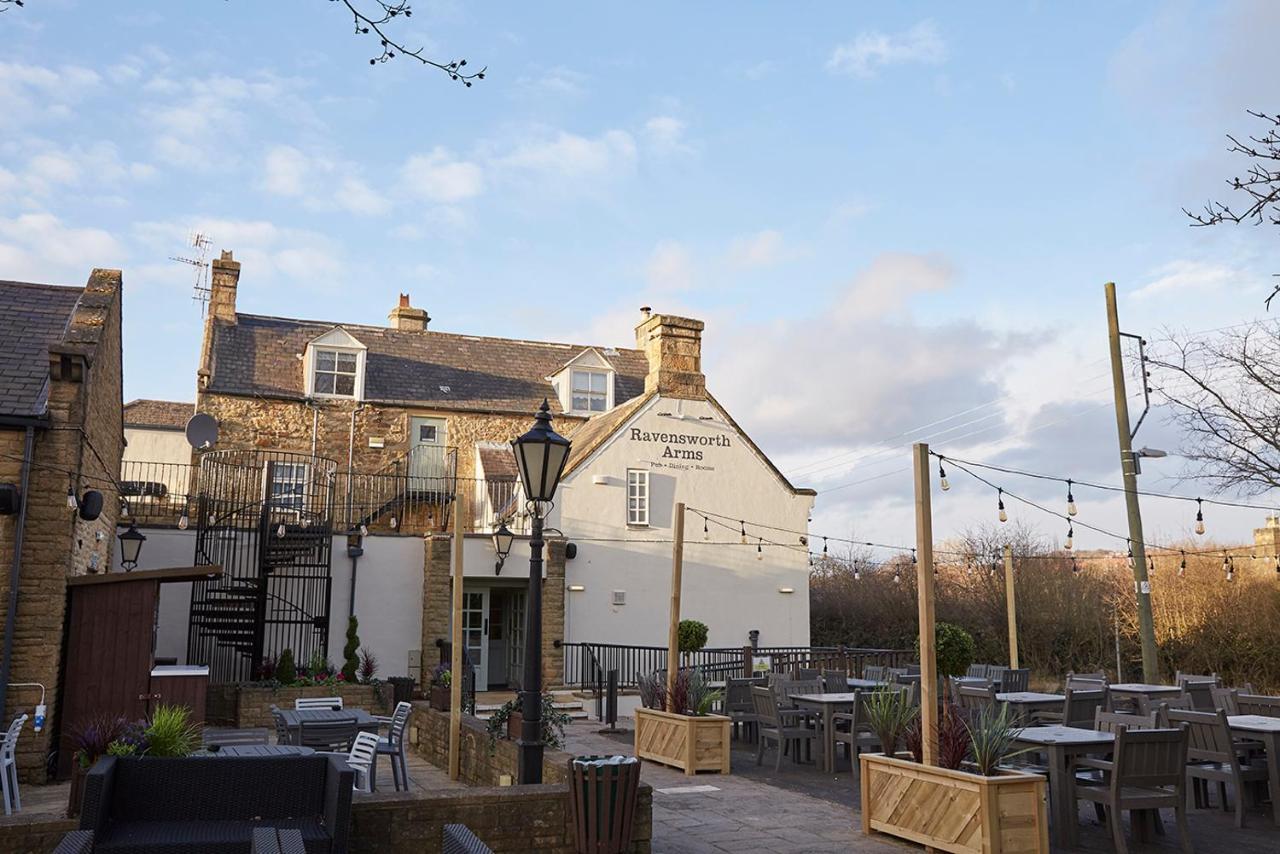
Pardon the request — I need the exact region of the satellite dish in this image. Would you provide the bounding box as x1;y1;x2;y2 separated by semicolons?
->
185;413;219;451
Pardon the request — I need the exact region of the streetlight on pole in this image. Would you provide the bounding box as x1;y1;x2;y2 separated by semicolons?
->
510;399;571;784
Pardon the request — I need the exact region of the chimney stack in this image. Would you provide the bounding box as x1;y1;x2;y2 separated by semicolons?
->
388;292;430;331
209;250;240;323
634;310;706;400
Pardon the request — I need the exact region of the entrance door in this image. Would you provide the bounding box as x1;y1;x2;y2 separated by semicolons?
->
462;588;490;691
507;590;526;690
408;417;447;486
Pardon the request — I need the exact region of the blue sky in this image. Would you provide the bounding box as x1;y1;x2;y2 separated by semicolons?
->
3;1;1279;552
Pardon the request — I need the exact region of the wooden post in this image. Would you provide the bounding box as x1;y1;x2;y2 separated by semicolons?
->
1003;544;1019;669
448;491;465;781
912;443;938;766
666;502;686;712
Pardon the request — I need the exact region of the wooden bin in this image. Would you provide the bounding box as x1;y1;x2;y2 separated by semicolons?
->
860;753;1048;854
634;708;730;776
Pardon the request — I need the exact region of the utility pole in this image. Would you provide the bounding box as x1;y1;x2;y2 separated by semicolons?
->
912;443;938;766
1105;282;1158;683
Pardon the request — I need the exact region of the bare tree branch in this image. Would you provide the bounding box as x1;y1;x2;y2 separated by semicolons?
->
334;1;485;85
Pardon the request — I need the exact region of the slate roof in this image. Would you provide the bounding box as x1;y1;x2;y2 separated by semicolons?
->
124;399;194;430
207;313;649;415
476;444;518;480
0;280;84;418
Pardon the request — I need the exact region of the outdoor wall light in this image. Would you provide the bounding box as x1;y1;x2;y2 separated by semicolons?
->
777;586;795;594
118;522;147;571
567;584;586;592
492;522;514;575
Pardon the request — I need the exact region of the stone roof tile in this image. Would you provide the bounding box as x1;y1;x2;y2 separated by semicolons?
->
0;280;84;417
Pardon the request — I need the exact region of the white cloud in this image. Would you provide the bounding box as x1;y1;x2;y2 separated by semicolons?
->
261;145;310;197
401;147;485;203
0;213;124;282
646;240;695;292
835;251;953;319
258;145;390;216
1129;260;1235;301
0;63;101;125
644;116;691;155
0;143;155;200
515;66;587;97
497;129;637;182
727;229;785;268
827;19;947;78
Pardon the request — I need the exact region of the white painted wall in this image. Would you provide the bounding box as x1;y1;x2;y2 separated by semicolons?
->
551;395;814;650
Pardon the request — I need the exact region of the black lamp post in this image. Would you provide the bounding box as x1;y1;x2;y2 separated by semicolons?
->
510;399;571;784
492;522;515;575
118;523;146;571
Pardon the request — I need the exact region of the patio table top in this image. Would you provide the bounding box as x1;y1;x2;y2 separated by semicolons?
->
219;745;315;757
845;678;885;690
789;692;861;704
1228;714;1280;733
277;708;382;729
1012;725;1114;746
1107;682;1182;694
997;691;1064;704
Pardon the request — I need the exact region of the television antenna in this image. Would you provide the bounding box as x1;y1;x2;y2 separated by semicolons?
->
170;232;213;314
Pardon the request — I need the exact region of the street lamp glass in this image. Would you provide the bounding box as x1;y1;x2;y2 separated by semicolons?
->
118;523;146;570
492;522;515;559
511;399;572;503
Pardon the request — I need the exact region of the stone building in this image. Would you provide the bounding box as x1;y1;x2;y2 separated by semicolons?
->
0;271;124;780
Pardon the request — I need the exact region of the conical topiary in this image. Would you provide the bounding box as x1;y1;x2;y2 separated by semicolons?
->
342;616;361;682
276;648;297;684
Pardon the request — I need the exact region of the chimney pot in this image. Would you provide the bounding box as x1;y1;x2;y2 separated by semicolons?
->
640;306;652;319
388;295;430;332
208;249;241;323
399;293;411;308
634;311;706;401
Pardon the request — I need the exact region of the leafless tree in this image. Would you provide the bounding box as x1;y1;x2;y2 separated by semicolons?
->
1148;323;1280;494
1184;110;1279;307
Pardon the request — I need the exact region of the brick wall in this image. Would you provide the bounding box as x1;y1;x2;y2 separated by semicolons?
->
206;683;389;727
422;535;566;686
402;703;652;854
0;270;124;782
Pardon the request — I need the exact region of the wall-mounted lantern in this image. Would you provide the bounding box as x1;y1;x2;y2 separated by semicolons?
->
492;522;514;575
118;523;146;571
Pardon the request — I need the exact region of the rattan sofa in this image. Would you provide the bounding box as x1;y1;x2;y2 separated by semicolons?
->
75;755;353;853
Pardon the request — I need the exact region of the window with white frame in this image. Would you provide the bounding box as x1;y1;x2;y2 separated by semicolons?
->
571;369;608;412
626;469;649;526
270;462;308;512
313;348;359;397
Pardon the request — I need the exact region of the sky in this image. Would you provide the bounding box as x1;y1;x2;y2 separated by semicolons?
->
3;1;1279;557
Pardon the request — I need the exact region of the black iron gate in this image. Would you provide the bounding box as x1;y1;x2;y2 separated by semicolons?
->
188;450;337;683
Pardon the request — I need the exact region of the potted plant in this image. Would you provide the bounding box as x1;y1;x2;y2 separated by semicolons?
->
484;694;571;751
633;669;731;776
67;714;127;817
677;619;708;665
860;704;1047;853
429;663;452;711
915;621;977;701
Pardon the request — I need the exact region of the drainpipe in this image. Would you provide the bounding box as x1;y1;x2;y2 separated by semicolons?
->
0;426;37;719
346;404;364;619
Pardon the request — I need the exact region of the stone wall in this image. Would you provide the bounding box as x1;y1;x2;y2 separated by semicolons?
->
206;683;388;727
422;535;566;686
0;269;124;782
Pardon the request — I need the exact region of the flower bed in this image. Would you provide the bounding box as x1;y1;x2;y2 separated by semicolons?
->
206;683;387;728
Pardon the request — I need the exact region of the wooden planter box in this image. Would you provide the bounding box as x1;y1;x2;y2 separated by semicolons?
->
429;684;451;711
860;753;1047;854
634;708;730;776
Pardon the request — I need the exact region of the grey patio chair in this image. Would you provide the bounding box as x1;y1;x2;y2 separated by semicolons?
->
1068;669;1108;683
986;665;1009;685
830;692;879;769
792;668;820;682
1073;725;1194;854
751;686;818;772
298;717;358;752
1179;680;1218;711
203;727;270;748
1168;708;1269;828
998;667;1030;693
862;665;887;682
885;667;910;682
374;701;412;791
1033;686;1104;727
1137;693;1193;722
725;678;759;742
1210;687;1239;714
905;663;921;675
964;663;989;680
956;683;998;714
822;669;847;693
269;705;293;745
1236;694;1280;716
1175;670;1220;688
1093;709;1159;734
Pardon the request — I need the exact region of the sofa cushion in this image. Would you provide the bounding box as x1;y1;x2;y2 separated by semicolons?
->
107;757;326;821
96;818;329;854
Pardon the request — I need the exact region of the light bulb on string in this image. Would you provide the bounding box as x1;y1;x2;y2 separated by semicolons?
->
739;521;747;544
1071;557;1080;575
853;566;862;581
703;516;709;541
808;552;814;568
997;489;1007;523
938;459;949;491
389;515;398;529
1064;522;1074;551
1274;555;1280;576
66;485;78;510
1222;551;1234;581
1179;551;1187;578
822;537;828;556
360;523;368;537
1195;499;1205;535
177;512;189;531
756;538;763;561
1147;555;1155;577
276;522;286;538
893;567;901;584
1066;480;1077;517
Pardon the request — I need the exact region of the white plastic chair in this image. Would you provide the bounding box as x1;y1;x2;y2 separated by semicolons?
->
294;697;343;711
1;715;28;815
340;731;380;793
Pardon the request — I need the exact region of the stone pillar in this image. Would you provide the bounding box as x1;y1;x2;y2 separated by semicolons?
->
421;534;452;679
543;539;566;687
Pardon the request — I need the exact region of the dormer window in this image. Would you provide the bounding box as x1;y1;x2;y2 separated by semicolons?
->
314;349;358;396
571;369;609;413
304;327;367;400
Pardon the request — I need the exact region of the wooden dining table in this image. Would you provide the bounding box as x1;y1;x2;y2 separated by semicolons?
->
1106;682;1181;710
790;692;861;774
1228;714;1280;826
1012;725;1114;848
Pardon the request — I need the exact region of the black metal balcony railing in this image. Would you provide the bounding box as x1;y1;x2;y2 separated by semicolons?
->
119;455;521;535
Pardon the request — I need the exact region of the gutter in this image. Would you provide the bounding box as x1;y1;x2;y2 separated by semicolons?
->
0;426;37;719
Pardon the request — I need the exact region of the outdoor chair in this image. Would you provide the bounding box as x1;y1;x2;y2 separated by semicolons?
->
987;665;1008;685
1034;687;1104;728
1137;693;1193;722
751;686;818;772
1093;709;1159;734
998;667;1030;693
374;701;412;791
270;705;292;745
1167;708;1270;828
830;692;879;769
725;678;759;743
885;667;910;682
295;696;343;711
318;731;379;793
0;713;27;815
822;669;847;693
442;824;494;854
1068;669;1108;683
52;830;94;854
1073;725;1194;854
1210;687;1239;714
203;727;270;748
792;667;820;681
1067;675;1108;692
956;683;998;714
862;665;887;682
1179;680;1218;711
965;663;989;680
298;717;358;752
1236;694;1280;716
1175;671;1220;688
78;755;353;853
905;663;921;675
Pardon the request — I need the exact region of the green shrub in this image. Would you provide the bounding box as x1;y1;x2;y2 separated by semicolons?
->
145;705;199;758
677;619;709;654
915;622;977;679
276;649;297;684
342;617;361;682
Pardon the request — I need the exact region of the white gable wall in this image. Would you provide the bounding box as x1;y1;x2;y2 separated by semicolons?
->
551;395;813;650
